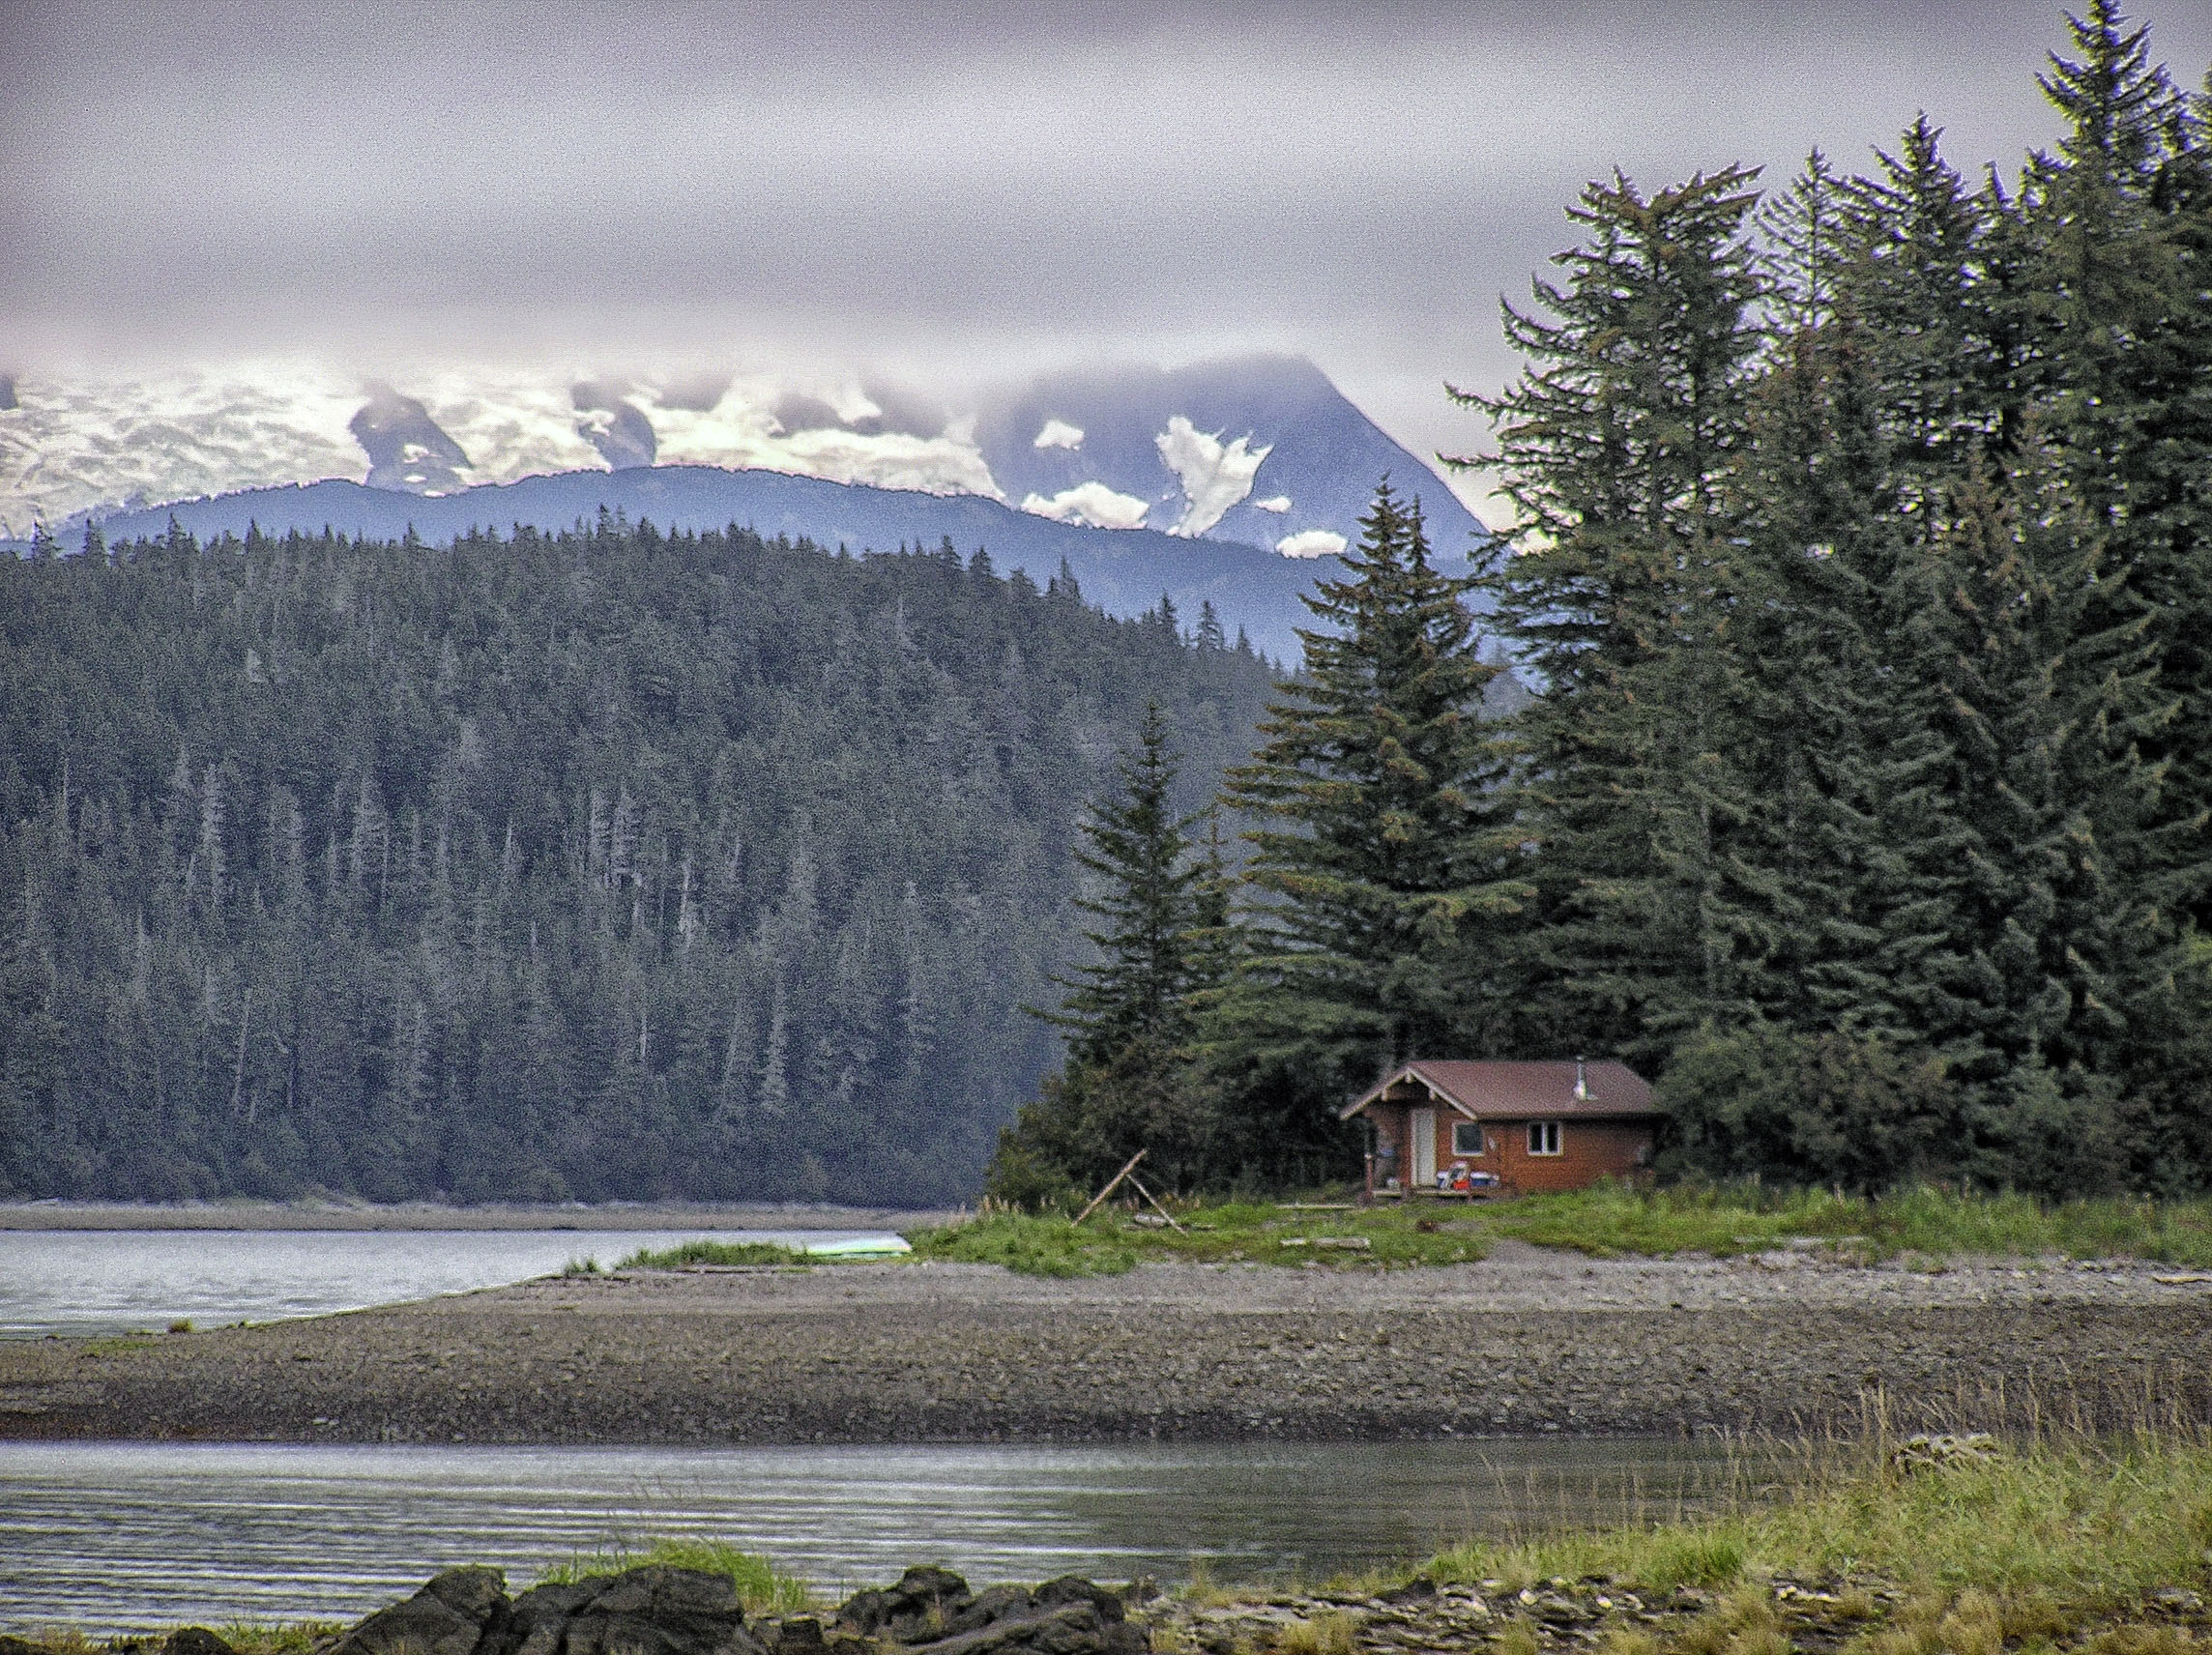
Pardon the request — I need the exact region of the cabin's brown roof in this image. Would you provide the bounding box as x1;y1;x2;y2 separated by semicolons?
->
1341;1060;1656;1120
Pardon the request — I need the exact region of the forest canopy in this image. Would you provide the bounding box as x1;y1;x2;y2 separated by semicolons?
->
0;516;1272;1203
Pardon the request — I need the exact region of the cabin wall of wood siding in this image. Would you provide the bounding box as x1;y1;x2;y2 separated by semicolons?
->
1371;1102;1653;1195
1425;1113;1651;1193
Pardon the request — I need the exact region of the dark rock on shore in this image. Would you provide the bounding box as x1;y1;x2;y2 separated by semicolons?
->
329;1567;513;1655
804;1567;1144;1655
314;1567;1144;1655
326;1567;767;1655
163;1634;238;1655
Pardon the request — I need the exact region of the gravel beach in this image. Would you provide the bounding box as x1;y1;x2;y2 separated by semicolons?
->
3;1240;2206;1443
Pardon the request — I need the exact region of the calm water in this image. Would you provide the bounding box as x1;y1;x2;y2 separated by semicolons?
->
0;1230;898;1338
0;1438;1746;1635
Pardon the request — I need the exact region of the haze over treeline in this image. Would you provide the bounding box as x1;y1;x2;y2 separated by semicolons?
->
0;520;1271;1202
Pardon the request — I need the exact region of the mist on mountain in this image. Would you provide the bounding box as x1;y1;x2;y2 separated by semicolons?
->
3;354;1497;663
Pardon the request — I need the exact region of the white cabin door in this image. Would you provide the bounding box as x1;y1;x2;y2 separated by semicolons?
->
1411;1108;1437;1186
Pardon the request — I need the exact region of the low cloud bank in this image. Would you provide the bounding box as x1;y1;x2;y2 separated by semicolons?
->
1020;479;1150;529
1276;528;1346;559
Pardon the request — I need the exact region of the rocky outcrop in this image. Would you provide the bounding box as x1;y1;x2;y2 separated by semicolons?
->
788;1567;1145;1655
323;1566;767;1655
313;1566;1143;1655
165;1633;241;1655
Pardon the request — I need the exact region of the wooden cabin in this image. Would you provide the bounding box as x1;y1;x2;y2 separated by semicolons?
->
1343;1059;1657;1198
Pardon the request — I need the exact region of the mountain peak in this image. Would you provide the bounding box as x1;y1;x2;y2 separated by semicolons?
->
975;353;1486;561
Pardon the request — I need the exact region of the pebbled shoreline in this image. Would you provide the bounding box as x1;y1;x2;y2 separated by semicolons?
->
3;1242;2207;1444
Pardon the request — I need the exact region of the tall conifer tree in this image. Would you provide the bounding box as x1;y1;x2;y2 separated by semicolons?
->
1215;482;1524;1118
2026;5;2212;889
1037;702;1213;1064
1455;167;1768;1054
997;705;1229;1197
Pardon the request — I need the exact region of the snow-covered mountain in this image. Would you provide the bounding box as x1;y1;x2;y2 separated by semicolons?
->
974;356;1488;561
0;352;1496;659
0;354;1487;559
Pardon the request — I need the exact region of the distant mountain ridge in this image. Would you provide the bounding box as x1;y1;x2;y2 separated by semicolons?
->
78;466;1496;664
0;352;1486;539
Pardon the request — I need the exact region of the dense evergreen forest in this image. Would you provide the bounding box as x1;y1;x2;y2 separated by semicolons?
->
1446;5;2212;1194
1002;5;2212;1202
0;516;1274;1202
12;3;2212;1206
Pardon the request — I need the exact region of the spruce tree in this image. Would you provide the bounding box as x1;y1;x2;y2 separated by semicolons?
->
1455;167;1768;1055
1741;131;1998;1049
0;932;63;1195
1735;150;1892;1033
1836;117;2016;486
1893;446;2177;1190
1213;481;1525;1136
1036;701;1213;1064
2025;5;2212;885
996;704;1226;1195
1196;600;1227;651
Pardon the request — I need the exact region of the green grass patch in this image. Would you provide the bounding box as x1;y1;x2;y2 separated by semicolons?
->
536;1537;815;1612
905;1201;1491;1276
215;1622;349;1655
1486;1182;2212;1266
1424;1429;2212;1612
1479;1182;1867;1258
77;1329;163;1355
907;1184;2212;1276
1859;1184;2212;1268
618;1239;814;1270
905;1209;1144;1276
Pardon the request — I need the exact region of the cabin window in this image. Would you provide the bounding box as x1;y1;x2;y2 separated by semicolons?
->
1528;1119;1562;1156
1452;1121;1485;1156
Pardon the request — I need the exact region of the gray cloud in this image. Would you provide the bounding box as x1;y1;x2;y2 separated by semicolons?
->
7;0;2208;506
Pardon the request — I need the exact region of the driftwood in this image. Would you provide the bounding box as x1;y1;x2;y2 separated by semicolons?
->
1121;1171;1186;1233
1072;1148;1188;1233
1073;1149;1147;1225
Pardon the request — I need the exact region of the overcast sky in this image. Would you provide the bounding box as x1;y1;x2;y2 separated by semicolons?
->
7;0;2209;513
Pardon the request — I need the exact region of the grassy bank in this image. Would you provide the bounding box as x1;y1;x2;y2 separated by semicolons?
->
903;1184;2212;1277
1384;1427;2212;1655
903;1201;1487;1276
1426;1431;2211;1606
611;1239;815;1270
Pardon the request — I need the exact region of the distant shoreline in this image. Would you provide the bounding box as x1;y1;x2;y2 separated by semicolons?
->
0;1201;954;1233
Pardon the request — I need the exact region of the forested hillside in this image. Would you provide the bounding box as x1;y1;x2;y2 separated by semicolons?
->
0;517;1274;1203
